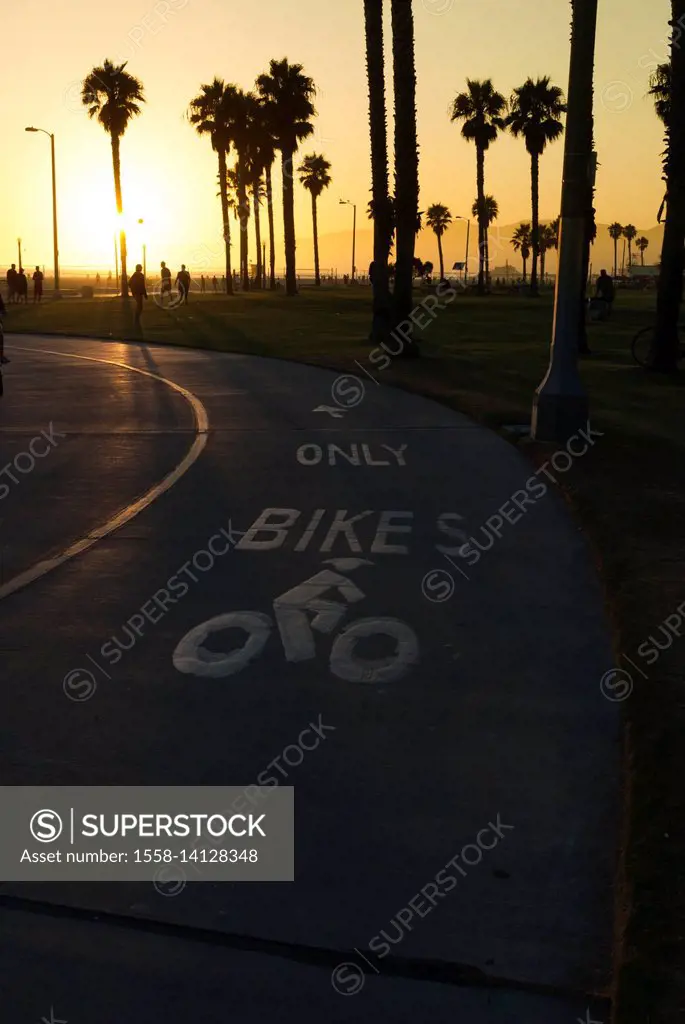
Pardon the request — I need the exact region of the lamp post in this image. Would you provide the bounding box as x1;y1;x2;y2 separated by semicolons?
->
455;216;471;285
17;238;22;270
339;199;357;281
25;127;60;297
137;219;146;277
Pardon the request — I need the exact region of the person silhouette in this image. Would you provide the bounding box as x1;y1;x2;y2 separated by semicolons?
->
160;261;172;304
212;275;217;292
32;266;44;302
17;268;28;303
175;265;191;304
6;264;17;303
129;263;148;323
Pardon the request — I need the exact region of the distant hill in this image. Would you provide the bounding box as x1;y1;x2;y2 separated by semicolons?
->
308;222;664;277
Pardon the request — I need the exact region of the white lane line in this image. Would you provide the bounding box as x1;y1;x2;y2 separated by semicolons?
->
0;344;209;602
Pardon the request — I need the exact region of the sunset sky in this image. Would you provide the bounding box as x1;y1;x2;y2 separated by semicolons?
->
0;0;672;278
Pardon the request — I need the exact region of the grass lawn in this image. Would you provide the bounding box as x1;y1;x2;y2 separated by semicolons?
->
5;287;684;1020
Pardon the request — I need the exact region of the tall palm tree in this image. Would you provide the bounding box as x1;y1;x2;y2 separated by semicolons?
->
651;1;685;372
245;103;276;290
365;0;393;339
188;77;234;295
538;222;559;284
426;204;452;281
511;222;532;282
507;76;566;296
471;195;498;284
222;87;259;291
391;0;420;341
608;222;623;277
451;79;507;293
649;63;670;221
298;154;332;286
82;60;145;297
636;236;650;264
256;59;316;297
623;224;637;268
257;99;279;289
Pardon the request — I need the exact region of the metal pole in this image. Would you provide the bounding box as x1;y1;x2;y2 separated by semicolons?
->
352;204;357;281
114;233;119;293
17;238;22;268
465;220;470;284
143;244;147;279
532;0;597;441
50;133;60;295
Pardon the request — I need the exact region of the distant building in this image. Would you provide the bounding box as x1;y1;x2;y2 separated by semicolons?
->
492;263;520;281
629;264;659;278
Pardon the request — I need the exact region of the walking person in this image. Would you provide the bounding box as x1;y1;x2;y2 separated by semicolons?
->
129;263;148;324
6;264;17;303
175;264;191;304
32;266;44;302
212;275;217;292
200;274;206;294
160;261;172;304
16;268;28;303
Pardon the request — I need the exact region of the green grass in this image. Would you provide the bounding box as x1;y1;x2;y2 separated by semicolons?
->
5;287;684;1020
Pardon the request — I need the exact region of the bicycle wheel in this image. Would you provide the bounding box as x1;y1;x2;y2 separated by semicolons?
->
632;326;654;368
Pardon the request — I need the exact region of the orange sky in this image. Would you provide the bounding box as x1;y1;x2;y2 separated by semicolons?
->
0;0;672;278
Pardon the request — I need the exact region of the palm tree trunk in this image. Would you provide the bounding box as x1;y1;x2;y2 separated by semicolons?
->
391;0;419;344
523;255;527;283
253;177;262;290
476;145;486;294
641;249;645;266
541;249;546;285
237;157;250;291
311;193;321;286
652;0;685;375
530;152;540;295
281;148;297;296
218;149;234;295
613;239;617;277
266;163;277;289
111;134;128;297
365;0;392;339
437;233;445;281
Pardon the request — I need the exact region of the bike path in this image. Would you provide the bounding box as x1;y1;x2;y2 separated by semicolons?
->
0;335;620;1020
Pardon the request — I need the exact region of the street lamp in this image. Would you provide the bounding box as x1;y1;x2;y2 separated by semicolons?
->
137;218;146;277
25;127;60;297
454;216;471;285
339;199;357;281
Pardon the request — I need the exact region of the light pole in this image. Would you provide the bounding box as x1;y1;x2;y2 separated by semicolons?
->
455;216;471;284
137;219;146;277
25;127;60;296
532;0;597;441
17;238;22;269
340;199;357;281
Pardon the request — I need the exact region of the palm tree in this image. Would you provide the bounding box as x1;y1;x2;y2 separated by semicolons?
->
257;100;279;289
538;222;559;284
244;103;276;290
511;222;532;282
425;204;452;281
188;78;235;295
298;154;332;286
649;63;670;221
222;87;259;291
451;79;507;293
651;0;685;372
471;195;498;284
506;76;566;295
256;59;316;297
608;222;623;278
82;60;145;297
365;0;393;339
391;0;420;340
636;236;650;265
623;224;637;268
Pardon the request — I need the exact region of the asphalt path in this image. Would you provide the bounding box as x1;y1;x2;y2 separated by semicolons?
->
0;334;619;1022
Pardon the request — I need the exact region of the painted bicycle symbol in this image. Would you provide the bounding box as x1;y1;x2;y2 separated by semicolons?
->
173;558;419;683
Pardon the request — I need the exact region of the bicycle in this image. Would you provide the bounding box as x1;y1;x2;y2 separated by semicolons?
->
632;324;685;368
